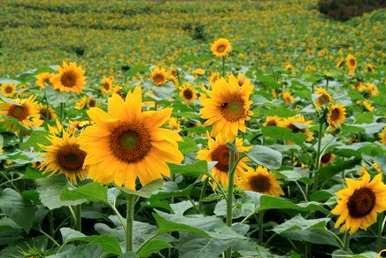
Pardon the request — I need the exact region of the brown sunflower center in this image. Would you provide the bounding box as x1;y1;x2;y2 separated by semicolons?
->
183;89;193;100
349;59;356;67
109;122;152;163
39;108;53;120
211;145;230;172
153;74;165;84
103;82;110;90
347;187;376;218
56;144;86;171
60;71;78;88
7;104;29;121
88;98;96;107
318;94;330;105
287;123;305;134
331;108;341;121
5;86;13;94
250;174;271;193
217;44;226;53
320;153;332;164
220;95;246;122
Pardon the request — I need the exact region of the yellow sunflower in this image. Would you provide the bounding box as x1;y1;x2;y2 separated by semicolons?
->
282;91;294;105
362;99;374;112
40;131;88;183
336;58;345;69
0;83;16;98
36;72;53;89
282;115;314;142
100;76;114;94
0;96;42;128
346;54;357;76
210;38;231;58
366;63;375;72
327;103;346;128
379;127;386;144
38;104;57;121
365;83;379;97
200;75;253;141
314;87;332;108
197;134;251;188
209;72;221;87
238;166;284;197
284;63;294;72
179;83;196;104
50;62;86;93
320;152;336;166
193;68;205;76
168;117;181;132
75;96;87;110
332;171;386;234
263;116;284;127
151;67;168;86
79;87;184;190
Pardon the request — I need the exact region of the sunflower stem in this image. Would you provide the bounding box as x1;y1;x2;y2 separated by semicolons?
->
343;231;350;251
60;102;65;122
311;117;324;193
198;178;208;213
258;210;265;244
74;205;81;231
224;143;238;258
126;194;136;253
377;213;386;252
222;56;225;77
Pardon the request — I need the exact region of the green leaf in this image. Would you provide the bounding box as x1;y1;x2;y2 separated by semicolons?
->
170;160;207;177
262;127;305;145
247;145;283;169
331;250;378;258
24;166;45;179
61;182;108;203
0;188;35;232
179;137;198;154
122;179;164;198
138;239;171;257
36;175;86;209
316;158;361;184
177;237;231;258
20;129;50;151
46;244;103;258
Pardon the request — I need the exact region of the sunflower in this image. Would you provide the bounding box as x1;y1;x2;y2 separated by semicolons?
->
38;104;57;121
346;54;357;76
40;131;88;183
79;87;184;190
50;62;86;93
0;96;42;128
36;72;53;89
327;103;346;128
197;134;251;188
209;72;221;87
100;76;114;94
87;96;96;108
210;38;231;58
0;83;16;98
284;63;294;72
320;152;336;166
282;91;294;105
379;127;386;144
314;87;332;108
200;75;253;141
365;83;379;97
193;68;205;76
336;58;345;69
75;96;87;110
366;63;375;72
236;74;253;88
362;99;374;112
151;67;168;86
282;115;314;142
238;166;284;196
353;82;367;92
179;83;196;104
263;116;284;127
332;171;386;234
168;117;181;132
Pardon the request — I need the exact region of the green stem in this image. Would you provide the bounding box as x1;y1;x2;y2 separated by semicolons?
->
126;195;136;253
258;211;265;244
74;205;81;231
343;231;350;251
198;179;208;213
60;102;65;122
222;56;225;77
377;213;386;252
312;118;324;193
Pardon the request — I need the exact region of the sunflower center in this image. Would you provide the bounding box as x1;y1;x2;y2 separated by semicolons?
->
40;108;53;120
349;59;356;66
217;44;226;53
220;96;245;122
287;123;304;134
103;82;110;90
347;187;376;218
153;74;165;84
331;108;340;121
61;71;77;88
5;86;13;94
110;122;152;163
318;94;330;105
7;104;29;121
88;98;96;107
266;119;277;126
320;153;332;164
56;144;86;171
183;89;193;100
250;174;271;193
211;145;230;172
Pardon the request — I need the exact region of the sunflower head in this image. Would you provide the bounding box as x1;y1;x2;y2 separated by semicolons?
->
366;63;375;72
264;116;284;127
365;83;379;97
193;68;205;76
379;127;386;144
238;166;284;196
179;83;196;104
0;83;16;98
100;76;114;94
282;115;314;142
362;99;374;112
210;38;231;58
209;72;221;87
0;96;42;128
346;54;357;76
51;62;86;93
327;103;346;128
40;131;88;184
336;58;345;68
80;87;183;190
36;72;53;89
200;75;253;141
314;87;332;108
320;152;336;166
282;91;294;105
151;67;168;86
39;104;57;121
332;171;386;234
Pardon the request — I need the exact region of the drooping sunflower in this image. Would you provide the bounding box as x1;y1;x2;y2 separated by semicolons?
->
236;74;252;88
0;83;16;98
38;104;57;122
336;58;345;69
197;134;251;188
282;115;314;142
238;166;284;197
40;131;88;183
36;72;53;89
151;67;168;86
346;54;357;76
79;87;184;190
327;103;346;128
100;76;114;94
179;83;196;104
50;62;86;93
379;127;386;144
0;96;42;128
200;75;253;141
314;87;332;108
332;171;386;234
211;38;231;58
282;91;294;105
365;83;379;97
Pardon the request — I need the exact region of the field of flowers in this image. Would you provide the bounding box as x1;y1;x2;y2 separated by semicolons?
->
0;0;385;258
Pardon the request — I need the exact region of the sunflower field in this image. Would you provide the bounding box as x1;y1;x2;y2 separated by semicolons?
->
0;0;386;258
